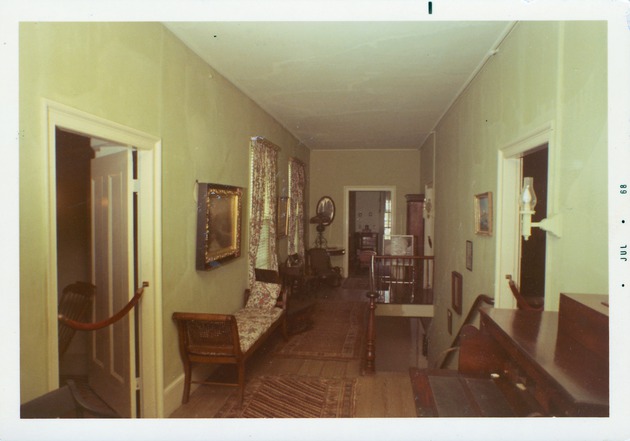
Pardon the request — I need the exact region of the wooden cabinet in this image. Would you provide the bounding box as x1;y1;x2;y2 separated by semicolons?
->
353;232;378;272
405;194;424;256
355;232;378;252
411;293;609;417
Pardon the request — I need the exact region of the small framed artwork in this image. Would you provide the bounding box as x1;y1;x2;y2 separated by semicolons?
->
452;271;463;314
466;240;473;271
196;183;243;271
277;196;290;238
447;309;453;335
474;192;493;236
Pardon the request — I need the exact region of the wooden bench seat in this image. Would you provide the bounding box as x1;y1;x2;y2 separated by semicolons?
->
173;273;288;405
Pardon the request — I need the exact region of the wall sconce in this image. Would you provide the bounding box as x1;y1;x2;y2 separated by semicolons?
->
520;176;562;241
423;196;432;220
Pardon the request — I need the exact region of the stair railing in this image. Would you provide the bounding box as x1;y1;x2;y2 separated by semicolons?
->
435;293;494;369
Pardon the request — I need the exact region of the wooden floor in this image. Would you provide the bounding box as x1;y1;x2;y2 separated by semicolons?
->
169;281;428;418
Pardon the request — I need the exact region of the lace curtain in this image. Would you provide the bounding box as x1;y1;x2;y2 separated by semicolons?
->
288;157;306;259
248;137;279;288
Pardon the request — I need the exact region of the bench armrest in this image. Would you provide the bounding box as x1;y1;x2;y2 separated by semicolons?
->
172;312;242;359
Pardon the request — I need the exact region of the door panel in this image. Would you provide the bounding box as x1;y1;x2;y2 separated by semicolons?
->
90;149;135;417
423;185;434;289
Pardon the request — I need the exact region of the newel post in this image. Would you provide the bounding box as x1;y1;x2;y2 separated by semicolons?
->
365;290;378;374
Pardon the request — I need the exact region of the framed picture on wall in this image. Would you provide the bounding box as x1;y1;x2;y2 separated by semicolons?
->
466;240;473;271
474;192;493;236
452;271;463;314
196;183;243;271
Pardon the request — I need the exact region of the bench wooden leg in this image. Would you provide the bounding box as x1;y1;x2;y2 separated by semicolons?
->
182;363;192;404
237;363;246;406
282;316;289;341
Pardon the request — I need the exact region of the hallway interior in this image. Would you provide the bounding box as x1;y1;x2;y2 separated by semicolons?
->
169;280;428;418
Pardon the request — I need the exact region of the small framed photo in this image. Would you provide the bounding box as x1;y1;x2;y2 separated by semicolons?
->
277;196;290;238
196;183;243;271
466;240;473;271
452;271;463;315
474;192;493;236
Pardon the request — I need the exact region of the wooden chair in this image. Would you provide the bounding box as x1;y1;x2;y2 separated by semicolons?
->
357;250;377;272
505;275;543;311
307;248;342;288
20;380;119;418
281;253;309;296
57;282;96;357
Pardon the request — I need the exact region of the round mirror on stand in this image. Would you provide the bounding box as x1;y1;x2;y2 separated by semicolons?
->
315;196;335;226
310;196;335;248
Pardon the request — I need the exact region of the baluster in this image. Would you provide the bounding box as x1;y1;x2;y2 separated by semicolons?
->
365;289;378;374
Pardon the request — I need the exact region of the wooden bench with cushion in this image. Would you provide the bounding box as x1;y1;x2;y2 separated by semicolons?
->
172;270;288;405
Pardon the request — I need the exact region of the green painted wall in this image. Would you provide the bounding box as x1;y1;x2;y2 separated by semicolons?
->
425;21;608;365
19;22;309;404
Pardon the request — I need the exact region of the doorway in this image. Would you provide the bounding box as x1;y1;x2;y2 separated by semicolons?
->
56;129;140;417
496;123;554;309
520;145;548;303
343;187;395;277
45;100;163;417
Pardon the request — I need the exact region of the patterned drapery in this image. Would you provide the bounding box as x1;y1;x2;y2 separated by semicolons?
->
288;157;306;259
248;137;280;288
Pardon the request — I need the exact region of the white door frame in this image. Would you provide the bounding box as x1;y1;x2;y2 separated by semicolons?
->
495;122;556;309
343;186;397;277
44;100;164;417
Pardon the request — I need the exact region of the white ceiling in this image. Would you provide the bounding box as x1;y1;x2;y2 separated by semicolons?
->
165;21;513;150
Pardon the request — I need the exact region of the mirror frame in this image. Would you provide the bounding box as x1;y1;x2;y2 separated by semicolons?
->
316;196;335;226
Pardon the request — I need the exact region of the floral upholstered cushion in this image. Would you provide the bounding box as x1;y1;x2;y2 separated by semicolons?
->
245;281;281;309
234;307;283;352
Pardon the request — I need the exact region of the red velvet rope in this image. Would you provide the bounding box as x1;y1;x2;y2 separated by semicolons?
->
58;282;148;331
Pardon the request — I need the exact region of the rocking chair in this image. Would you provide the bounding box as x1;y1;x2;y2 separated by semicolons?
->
57;282;96;357
20;380;119;418
307;248;342;288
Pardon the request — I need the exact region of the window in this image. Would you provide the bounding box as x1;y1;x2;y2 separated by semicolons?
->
248;137;280;285
288;157;306;258
383;196;392;240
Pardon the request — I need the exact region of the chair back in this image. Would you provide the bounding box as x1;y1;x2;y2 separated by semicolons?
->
307;248;332;275
58;282;96;356
358;250;377;265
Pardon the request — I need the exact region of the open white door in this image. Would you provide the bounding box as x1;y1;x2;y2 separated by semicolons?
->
89;149;136;417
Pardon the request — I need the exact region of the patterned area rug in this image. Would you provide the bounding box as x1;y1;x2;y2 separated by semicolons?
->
215;376;356;418
341;276;370;290
275;300;366;360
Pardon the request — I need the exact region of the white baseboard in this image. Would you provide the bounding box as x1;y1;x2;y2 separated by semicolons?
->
163;365;217;417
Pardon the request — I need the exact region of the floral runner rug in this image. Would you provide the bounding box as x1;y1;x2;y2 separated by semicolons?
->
275;300;367;360
215;375;356;418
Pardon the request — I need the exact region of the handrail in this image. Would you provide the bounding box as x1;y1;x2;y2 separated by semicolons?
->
58;282;148;331
436;293;494;369
364;255;434;374
370;255;434;299
505;274;543;311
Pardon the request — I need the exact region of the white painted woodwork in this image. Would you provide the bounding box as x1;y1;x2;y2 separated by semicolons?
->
89;149;136;417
